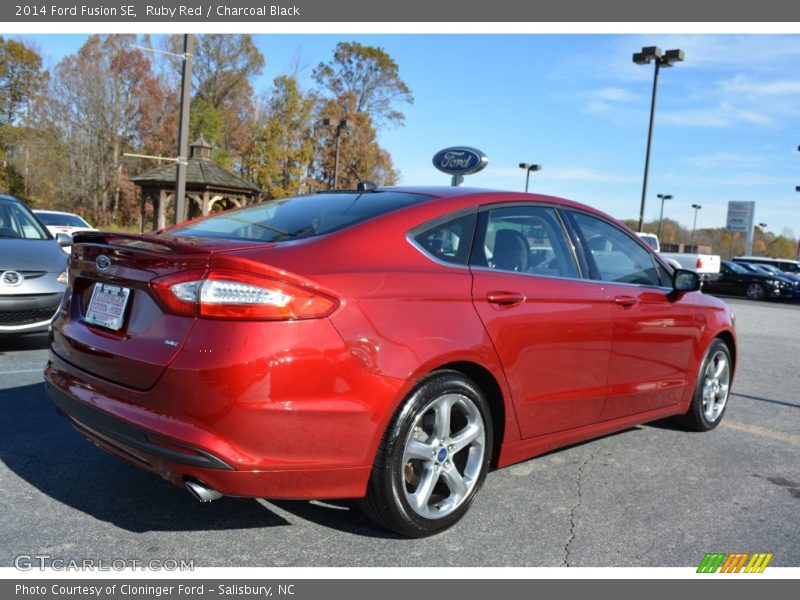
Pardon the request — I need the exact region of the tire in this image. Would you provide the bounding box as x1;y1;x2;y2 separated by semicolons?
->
359;370;493;538
745;282;766;301
679;339;732;432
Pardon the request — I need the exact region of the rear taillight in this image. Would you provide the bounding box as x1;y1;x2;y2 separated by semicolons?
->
696;258;703;269
150;270;338;321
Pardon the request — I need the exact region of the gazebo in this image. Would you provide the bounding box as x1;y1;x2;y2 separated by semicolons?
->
131;137;261;231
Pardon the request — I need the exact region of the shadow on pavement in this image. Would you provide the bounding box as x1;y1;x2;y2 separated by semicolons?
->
0;381;289;533
0;333;50;353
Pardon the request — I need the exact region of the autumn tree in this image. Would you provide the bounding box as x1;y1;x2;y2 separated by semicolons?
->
48;35;166;224
249;76;316;199
312;92;398;190
0;37;45;128
166;34;265;170
312;41;413;126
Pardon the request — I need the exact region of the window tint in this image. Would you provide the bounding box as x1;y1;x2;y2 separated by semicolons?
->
471;206;578;278
412;212;476;265
572;212;662;287
168;191;432;242
0;199;49;240
36;212;91;228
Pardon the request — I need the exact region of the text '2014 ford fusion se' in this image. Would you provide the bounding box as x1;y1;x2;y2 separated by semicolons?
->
45;187;736;537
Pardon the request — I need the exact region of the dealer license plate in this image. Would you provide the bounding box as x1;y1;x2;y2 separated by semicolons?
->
84;283;131;331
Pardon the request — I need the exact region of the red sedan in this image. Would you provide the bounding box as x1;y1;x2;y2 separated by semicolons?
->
45;187;736;537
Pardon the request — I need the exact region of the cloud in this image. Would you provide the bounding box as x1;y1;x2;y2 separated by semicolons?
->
682;152;763;170
720;74;800;96
660;101;772;128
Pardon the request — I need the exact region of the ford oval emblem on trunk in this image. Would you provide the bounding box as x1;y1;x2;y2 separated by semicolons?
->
432;147;489;176
95;255;111;271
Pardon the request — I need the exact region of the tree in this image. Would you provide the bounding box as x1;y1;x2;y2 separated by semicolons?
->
311;92;398;190
767;236;796;259
312;41;413;126
166;34;264;170
249;76;316;199
0;37;45;128
48;35;165;224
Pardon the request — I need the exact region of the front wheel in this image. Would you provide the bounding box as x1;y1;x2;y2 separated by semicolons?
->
745;282;766;301
359;371;493;537
679;339;732;431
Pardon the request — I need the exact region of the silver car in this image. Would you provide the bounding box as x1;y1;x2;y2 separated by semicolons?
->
0;195;69;335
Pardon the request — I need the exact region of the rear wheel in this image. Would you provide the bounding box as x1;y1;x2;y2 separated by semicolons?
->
745;282;766;301
359;371;493;537
679;339;732;431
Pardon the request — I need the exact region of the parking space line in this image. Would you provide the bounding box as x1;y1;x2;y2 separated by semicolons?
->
0;369;43;375
722;420;800;446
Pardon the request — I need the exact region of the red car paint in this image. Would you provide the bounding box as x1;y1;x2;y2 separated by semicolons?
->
45;188;736;500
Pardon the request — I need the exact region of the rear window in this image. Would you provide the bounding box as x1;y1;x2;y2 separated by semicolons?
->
167;191;433;243
36;212;91;228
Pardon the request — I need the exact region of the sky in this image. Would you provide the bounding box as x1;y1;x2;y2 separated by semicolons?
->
12;33;800;237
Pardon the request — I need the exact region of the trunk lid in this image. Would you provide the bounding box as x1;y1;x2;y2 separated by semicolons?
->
50;233;246;390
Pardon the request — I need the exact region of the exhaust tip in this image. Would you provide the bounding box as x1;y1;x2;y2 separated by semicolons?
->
185;479;223;503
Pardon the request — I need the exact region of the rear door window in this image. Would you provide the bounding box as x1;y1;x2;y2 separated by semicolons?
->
470;205;579;278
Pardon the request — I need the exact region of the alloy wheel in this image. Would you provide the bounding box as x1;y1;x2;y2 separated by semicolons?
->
400;393;485;519
702;349;730;423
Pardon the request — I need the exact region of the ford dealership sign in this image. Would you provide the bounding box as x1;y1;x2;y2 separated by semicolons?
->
432;147;489;176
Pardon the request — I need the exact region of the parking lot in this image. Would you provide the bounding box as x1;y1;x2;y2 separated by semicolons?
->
1;296;798;568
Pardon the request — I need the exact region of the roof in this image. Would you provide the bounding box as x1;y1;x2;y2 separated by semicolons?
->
130;158;260;194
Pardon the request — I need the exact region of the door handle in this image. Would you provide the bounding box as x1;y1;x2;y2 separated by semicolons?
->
614;295;639;307
487;291;526;306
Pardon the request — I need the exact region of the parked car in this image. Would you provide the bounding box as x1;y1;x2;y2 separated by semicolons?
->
0;195;69;335
34;210;97;253
703;260;796;301
659;250;721;281
747;262;800;285
733;256;800;275
45;188;737;537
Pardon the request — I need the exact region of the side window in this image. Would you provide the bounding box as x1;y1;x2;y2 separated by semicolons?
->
654;260;673;287
471;206;579;278
412;212;476;266
572;212;662;287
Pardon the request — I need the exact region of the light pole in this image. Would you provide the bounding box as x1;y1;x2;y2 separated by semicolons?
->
633;46;684;232
519;163;541;193
656;193;672;239
321;118;352;190
690;203;702;251
757;222;768;255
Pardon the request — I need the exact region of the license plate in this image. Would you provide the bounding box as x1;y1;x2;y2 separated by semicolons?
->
85;283;131;331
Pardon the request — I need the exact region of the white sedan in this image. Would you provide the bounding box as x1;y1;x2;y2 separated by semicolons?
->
33;210;97;252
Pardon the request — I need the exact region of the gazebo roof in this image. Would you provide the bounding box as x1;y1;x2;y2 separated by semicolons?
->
130;137;260;194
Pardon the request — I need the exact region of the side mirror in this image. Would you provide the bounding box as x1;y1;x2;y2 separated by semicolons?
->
55;233;72;247
673;269;701;292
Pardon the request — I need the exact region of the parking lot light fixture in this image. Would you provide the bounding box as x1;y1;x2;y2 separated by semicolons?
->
690;203;702;251
633;45;684;232
321;118;353;190
758;223;768;256
519;163;541;193
656;193;672;239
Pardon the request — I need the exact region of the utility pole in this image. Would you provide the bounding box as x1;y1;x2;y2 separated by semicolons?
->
174;34;194;225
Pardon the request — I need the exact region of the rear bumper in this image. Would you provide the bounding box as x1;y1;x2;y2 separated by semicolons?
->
44;317;404;499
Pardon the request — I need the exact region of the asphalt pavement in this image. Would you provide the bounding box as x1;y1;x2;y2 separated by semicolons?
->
1;297;798;567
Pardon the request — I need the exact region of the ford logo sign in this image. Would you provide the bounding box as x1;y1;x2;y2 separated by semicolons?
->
95;255;111;271
432;147;489;176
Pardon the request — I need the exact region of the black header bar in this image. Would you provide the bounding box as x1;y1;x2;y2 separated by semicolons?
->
3;0;800;23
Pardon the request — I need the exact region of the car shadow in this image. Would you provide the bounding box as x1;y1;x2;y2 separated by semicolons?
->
0;382;289;533
0;332;50;352
268;499;403;540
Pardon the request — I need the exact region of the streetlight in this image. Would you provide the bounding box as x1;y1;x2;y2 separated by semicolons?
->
519;163;541;193
690;203;702;251
757;222;768;256
656;193;672;239
321;118;352;190
633;46;685;232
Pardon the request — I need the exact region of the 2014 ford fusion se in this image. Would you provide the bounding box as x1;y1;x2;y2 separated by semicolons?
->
45;187;736;537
